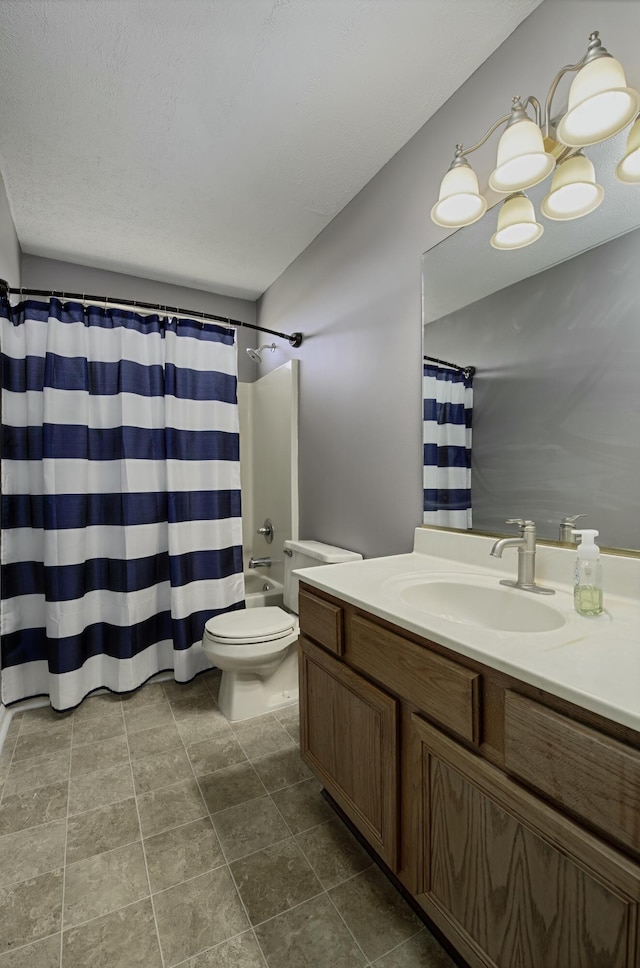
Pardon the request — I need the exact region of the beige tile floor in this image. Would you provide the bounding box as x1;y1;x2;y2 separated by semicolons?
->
0;672;457;967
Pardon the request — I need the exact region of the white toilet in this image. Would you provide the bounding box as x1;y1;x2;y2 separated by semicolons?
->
202;539;362;722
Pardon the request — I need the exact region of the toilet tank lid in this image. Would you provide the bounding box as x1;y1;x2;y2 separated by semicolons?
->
283;539;363;563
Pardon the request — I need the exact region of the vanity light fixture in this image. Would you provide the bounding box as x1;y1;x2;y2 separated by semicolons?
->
616;115;640;184
488;98;555;194
430;153;487;227
541;152;604;220
431;31;640;243
490;192;543;250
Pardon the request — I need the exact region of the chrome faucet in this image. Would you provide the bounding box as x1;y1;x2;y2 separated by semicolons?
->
490;519;555;595
558;514;586;543
248;556;272;569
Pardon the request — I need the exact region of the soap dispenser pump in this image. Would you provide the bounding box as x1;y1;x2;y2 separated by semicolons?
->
572;528;603;616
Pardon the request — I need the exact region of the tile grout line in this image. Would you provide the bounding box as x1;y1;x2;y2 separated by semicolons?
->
169;684;262;958
0;747;72;802
169;681;272;967
123;701;166;968
288;813;375;966
258;743;382;967
169;928;268;968
138;675;229;965
367;926;427;966
0;720;21;809
0;854;66;894
189;698;373;966
213;807;270;966
51;891;158;937
0;932;61;963
323;881;376;966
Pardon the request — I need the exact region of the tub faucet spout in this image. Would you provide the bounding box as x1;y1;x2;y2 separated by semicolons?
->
248;556;272;569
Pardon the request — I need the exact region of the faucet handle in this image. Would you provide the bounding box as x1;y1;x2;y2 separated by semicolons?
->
256;518;274;544
506;518;535;532
560;514;586;526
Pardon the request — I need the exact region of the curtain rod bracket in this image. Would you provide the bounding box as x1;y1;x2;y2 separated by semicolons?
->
289;332;303;348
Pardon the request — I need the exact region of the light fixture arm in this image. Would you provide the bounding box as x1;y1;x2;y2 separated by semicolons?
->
455;95;540;162
522;95;542;128
455;112;512;160
544;61;584;136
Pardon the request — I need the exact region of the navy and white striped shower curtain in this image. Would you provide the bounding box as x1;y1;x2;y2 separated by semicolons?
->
423;363;473;529
1;297;244;710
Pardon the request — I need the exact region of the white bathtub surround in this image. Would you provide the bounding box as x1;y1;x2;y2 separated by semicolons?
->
238;361;299;591
298;527;640;733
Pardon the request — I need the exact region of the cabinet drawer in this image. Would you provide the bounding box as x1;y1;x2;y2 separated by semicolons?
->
504;691;640;856
298;587;344;656
347;615;480;744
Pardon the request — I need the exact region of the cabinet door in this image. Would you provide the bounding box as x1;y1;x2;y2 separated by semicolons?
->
299;635;398;870
412;715;640;968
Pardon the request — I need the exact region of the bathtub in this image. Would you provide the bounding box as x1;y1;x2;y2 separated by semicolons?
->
244;572;284;608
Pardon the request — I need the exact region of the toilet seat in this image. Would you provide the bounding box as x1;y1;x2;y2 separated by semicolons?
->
204;607;297;646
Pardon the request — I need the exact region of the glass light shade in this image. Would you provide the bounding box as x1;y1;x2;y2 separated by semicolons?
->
557;57;640;147
616;117;640;184
490;194;543;250
541;153;604;220
430;163;487;227
489;117;555;192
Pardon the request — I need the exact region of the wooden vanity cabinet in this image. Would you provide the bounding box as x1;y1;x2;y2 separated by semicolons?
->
298;581;640;968
413;715;640;968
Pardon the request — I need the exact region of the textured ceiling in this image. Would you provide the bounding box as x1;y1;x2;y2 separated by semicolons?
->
0;0;542;299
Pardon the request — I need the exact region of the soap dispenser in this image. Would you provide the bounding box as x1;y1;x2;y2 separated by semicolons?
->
572;529;603;616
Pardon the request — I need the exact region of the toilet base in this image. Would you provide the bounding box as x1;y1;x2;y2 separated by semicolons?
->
216;643;299;722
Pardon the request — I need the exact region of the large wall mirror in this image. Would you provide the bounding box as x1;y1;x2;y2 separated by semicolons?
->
422;130;640;553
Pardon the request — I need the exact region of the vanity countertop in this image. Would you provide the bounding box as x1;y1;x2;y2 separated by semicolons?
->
296;528;640;733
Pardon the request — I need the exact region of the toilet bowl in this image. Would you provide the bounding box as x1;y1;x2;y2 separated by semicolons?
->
202;539;362;722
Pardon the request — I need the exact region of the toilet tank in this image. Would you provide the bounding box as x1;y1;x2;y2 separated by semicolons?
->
283;539;362;613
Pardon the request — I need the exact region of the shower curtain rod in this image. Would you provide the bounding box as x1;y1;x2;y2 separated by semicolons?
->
423;354;475;378
0;280;304;348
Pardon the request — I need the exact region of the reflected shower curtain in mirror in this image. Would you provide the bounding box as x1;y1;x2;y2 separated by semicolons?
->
1;297;244;710
423;363;473;529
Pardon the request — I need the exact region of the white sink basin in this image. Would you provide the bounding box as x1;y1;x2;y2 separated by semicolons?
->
399;578;566;633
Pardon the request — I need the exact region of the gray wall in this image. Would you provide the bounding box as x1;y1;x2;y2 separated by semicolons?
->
20;255;259;383
256;0;640;559
0;172;20;286
428;227;640;551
